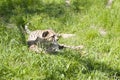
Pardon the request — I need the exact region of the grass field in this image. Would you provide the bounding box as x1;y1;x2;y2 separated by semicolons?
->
0;0;120;80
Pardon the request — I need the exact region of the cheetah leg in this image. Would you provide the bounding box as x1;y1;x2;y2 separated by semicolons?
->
58;44;84;50
57;33;75;39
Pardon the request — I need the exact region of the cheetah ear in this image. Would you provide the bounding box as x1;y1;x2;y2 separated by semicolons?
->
42;31;49;37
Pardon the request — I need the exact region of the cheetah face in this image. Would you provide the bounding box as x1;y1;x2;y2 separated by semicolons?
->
42;30;59;42
42;30;60;53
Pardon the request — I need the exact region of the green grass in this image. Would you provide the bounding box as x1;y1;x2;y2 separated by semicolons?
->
0;0;120;80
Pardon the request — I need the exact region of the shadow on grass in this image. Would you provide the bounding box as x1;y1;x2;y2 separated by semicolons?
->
0;0;92;45
59;51;120;79
0;0;92;23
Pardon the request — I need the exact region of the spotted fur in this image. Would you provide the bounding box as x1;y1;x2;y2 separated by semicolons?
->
24;25;60;53
24;24;83;53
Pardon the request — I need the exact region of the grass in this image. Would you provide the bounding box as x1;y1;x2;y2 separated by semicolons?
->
0;0;120;79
